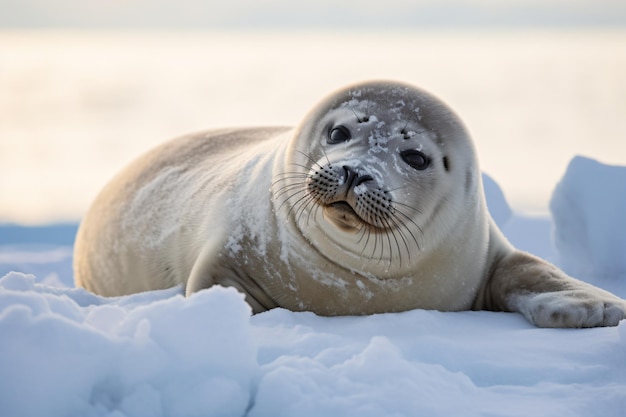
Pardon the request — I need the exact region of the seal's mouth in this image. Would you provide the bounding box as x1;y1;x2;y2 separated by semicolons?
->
323;201;364;231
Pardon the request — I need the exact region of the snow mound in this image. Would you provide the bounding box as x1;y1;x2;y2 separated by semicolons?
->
550;156;626;280
482;172;512;228
0;273;256;417
2;271;625;417
251;308;626;417
482;174;559;263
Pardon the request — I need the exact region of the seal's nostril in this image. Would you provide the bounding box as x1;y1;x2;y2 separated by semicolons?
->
355;175;373;187
342;165;356;184
342;166;372;188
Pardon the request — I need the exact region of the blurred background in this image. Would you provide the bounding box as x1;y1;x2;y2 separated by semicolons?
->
1;0;626;225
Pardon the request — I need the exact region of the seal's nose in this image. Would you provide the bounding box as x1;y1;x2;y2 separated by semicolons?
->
342;166;373;190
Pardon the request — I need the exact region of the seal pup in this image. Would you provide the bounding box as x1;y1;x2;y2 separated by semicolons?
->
74;80;626;328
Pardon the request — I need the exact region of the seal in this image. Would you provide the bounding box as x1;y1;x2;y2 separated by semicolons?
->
74;80;626;328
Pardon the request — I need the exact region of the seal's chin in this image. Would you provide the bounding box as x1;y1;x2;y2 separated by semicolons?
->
322;201;363;232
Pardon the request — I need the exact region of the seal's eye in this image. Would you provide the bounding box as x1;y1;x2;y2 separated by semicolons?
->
328;126;351;144
400;149;431;170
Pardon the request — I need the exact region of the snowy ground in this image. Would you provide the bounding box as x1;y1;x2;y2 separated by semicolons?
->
1;156;625;417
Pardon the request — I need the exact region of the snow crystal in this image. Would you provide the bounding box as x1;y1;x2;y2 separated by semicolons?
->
225;225;244;255
353;183;368;195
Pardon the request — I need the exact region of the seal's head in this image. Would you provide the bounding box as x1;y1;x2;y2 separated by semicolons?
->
277;80;483;275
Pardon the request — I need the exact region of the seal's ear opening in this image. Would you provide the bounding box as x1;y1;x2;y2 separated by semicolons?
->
443;156;450;172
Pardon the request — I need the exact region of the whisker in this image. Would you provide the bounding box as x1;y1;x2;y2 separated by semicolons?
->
366;223;378;262
272;175;307;188
283;162;316;173
294;149;328;170
356;221;371;246
278;187;309;215
388;212;415;263
390;207;422;250
378;227;388;266
383;184;414;194
304;196;320;227
347;103;363;123
392;200;424;217
380;214;404;268
373;225;385;265
293;196;310;227
401;119;410;134
395;227;411;265
273;183;306;200
317;145;332;168
378;216;396;267
293;149;317;163
295;199;317;229
362;228;373;259
272;171;309;181
273;176;306;188
290;188;317;227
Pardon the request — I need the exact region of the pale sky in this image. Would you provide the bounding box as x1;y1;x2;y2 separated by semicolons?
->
1;0;626;29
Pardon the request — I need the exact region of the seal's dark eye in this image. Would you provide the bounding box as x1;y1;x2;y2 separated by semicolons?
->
328;126;351;144
400;149;431;170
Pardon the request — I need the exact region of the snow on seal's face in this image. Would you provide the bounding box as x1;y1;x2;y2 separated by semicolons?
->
277;81;481;274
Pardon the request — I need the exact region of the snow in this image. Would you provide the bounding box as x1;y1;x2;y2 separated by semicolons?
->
482;172;512;228
0;275;254;417
1;156;626;417
551;156;626;282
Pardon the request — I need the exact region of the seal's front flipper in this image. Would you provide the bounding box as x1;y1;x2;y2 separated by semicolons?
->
186;232;225;297
510;288;626;328
185;229;277;314
483;251;626;328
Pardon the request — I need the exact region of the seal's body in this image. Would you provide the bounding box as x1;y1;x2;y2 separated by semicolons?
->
74;81;626;327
